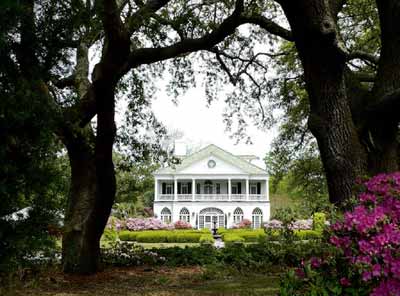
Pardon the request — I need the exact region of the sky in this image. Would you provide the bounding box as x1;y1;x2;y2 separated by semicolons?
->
151;84;277;169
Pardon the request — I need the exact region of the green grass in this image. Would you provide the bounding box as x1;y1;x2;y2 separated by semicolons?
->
10;266;282;296
135;242;201;249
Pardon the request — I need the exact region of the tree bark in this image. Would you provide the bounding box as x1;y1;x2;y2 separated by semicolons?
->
364;0;400;174
279;0;368;204
61;127;100;274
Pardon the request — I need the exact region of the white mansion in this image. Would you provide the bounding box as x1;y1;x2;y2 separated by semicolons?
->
153;144;270;229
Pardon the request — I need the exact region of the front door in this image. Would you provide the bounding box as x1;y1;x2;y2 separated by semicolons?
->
204;215;214;229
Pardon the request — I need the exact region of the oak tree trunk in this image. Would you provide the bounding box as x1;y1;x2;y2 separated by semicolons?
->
62;128;100;274
280;1;368;204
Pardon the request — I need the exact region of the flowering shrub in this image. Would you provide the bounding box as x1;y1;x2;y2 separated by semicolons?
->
173;220;192;229
264;219;283;229
125;217;173;231
101;242;166;266
280;172;400;296
291;219;313;230
233;219;252;229
265;219;313;230
106;216;124;231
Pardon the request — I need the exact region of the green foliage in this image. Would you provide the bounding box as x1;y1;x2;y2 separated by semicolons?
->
223;234;245;247
312;212;326;232
199;234;214;245
292;230;322;241
101;229;118;243
118;230;207;243
102;242;166;267
219;229;266;243
118;230;138;242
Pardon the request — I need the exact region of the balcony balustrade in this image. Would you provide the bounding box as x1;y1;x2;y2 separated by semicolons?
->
157;193;268;201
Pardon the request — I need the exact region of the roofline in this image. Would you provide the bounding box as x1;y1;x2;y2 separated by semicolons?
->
153;143;268;174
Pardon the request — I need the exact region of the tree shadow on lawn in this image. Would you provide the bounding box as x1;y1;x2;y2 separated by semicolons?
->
9;265;281;296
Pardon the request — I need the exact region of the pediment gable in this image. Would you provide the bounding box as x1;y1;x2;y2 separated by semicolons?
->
154;144;267;175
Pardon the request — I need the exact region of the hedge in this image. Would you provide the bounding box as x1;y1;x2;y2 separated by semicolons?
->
219;229;266;242
199;234;214;245
119;230;138;241
223;234;245;247
118;230;208;243
293;229;321;240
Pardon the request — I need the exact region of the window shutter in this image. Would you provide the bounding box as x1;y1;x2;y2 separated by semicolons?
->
197;183;201;194
257;182;261;194
238;182;242;194
178;182;181;194
188;182;192;194
162;183;166;194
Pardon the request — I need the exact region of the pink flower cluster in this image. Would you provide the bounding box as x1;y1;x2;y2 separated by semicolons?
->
264;219;313;230
329;172;400;296
233;219;252;229
125;217;173;231
173;220;192;229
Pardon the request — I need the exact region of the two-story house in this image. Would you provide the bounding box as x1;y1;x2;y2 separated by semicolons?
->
153;144;270;229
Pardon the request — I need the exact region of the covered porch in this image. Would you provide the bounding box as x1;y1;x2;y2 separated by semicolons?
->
154;177;269;202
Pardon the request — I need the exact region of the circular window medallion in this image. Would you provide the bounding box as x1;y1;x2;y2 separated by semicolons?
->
208;160;216;168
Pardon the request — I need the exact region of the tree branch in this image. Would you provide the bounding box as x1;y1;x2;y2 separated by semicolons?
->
126;0;172;35
347;50;379;64
239;15;293;41
124;0;246;71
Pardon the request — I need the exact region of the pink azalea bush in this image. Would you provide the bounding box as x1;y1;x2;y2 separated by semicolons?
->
233;219;252;229
173;220;192;229
281;172;400;296
264;219;283;229
125;217;173;231
264;219;313;230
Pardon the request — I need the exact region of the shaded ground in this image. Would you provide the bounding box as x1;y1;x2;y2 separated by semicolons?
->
8;266;281;296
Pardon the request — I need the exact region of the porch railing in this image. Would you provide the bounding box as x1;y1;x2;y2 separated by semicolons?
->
157;194;268;201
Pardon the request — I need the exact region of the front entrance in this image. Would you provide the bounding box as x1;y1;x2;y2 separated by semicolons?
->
199;207;224;229
204;214;223;229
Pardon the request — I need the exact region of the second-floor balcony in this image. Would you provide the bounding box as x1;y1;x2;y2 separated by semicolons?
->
157;193;268;202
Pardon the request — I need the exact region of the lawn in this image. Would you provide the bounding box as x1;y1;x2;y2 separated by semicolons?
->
9;266;282;296
135;242;200;249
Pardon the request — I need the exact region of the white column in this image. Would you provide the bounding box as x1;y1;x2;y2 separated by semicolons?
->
246;178;249;200
266;177;269;201
192;178;195;201
174;178;178;201
228;178;231;200
154;177;158;201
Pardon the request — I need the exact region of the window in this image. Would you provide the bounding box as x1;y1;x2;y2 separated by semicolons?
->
181;183;188;194
196;183;201;194
166;184;173;194
233;207;244;224
250;184;257;194
179;207;190;223
231;184;238;194
252;208;263;229
204;181;213;194
161;207;172;224
216;183;221;194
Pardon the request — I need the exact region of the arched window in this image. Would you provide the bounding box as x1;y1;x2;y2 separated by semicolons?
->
233;207;244;224
179;207;190;223
160;207;172;224
252;208;263;229
199;207;224;229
